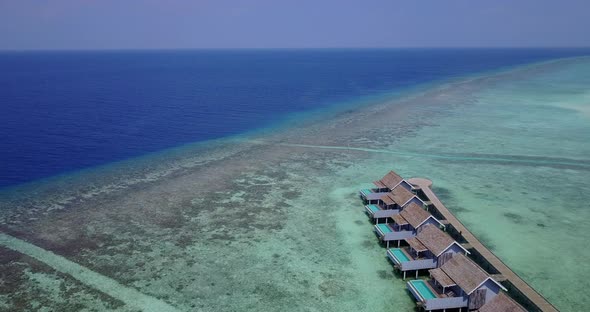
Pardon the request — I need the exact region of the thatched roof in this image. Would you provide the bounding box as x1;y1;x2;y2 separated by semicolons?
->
477;292;526;312
415;224;456;257
429;268;456;287
400;202;433;228
406;237;427;252
373;171;404;189
440;253;505;295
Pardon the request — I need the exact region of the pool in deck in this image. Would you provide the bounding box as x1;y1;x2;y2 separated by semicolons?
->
376;223;393;235
388;248;410;263
366;204;380;213
360;189;374;196
408;280;437;300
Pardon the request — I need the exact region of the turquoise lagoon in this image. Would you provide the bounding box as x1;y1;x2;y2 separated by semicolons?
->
0;57;589;311
347;57;590;311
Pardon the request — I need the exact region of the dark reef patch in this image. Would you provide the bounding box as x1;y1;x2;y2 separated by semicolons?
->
503;212;524;224
318;279;345;298
282;190;302;200
449;205;470;214
362;239;375;249
377;269;391;280
431;186;454;202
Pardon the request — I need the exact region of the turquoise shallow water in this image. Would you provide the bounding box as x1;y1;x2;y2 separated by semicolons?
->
0;56;589;311
351;57;590;310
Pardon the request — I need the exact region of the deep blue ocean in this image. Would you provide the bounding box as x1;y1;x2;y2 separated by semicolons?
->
1;49;589;188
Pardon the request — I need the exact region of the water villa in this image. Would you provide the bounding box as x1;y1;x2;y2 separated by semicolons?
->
387;224;469;278
407;253;506;311
358;170;549;311
478;293;526;312
360;170;412;204
365;183;426;222
374;202;444;248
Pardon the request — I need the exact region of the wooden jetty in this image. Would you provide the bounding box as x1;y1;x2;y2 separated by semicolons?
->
408;178;558;312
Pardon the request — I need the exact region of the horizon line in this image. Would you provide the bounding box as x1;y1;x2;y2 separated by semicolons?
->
2;46;590;53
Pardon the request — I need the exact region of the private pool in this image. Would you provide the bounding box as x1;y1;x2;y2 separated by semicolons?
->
388;248;410;262
376;223;393;234
408;280;437;300
360;189;373;196
366;204;380;213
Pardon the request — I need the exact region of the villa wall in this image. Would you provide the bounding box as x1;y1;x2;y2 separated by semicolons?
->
374;209;399;218
406;197;424;208
437;244;465;267
446;243;466;255
420;218;440;229
425;296;468;310
384;230;414;241
479;279;502;303
399;181;413;191
401;258;437;271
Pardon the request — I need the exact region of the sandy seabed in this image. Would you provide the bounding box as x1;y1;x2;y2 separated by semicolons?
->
1;57;590;311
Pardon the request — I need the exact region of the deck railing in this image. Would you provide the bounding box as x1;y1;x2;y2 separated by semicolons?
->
359;189;388;202
424;296;468;310
383;230;414;241
373;209;399;218
401;258;437;271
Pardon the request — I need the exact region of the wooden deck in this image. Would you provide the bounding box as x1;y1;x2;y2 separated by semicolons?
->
407;178;558;312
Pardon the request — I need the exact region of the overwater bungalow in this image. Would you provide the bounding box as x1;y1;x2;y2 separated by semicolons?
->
359;170;412;204
407;253;507;311
374;202;444;248
477;292;526;312
387;224;469;279
365;183;426;222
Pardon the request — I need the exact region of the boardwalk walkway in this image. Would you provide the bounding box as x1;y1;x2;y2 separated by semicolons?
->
408;178;558;312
